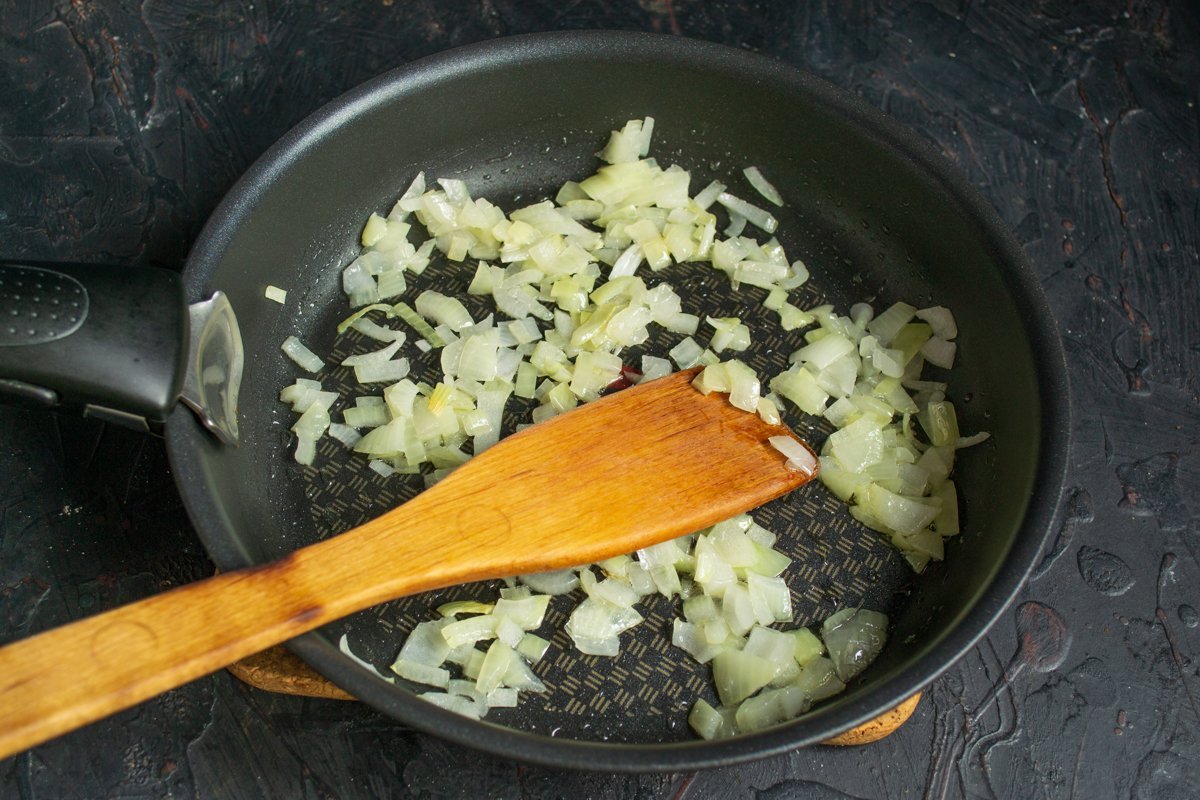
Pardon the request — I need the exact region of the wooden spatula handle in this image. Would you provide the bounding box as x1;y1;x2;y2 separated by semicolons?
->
0;549;347;758
0;490;469;759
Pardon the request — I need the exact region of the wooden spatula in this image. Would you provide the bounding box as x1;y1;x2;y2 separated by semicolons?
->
0;368;816;758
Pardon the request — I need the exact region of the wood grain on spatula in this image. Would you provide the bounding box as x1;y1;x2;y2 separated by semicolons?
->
0;367;816;758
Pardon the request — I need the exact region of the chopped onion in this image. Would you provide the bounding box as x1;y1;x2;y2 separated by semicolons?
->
915;305;958;340
352;358;411;385
792;656;846;701
415;290;474;331
711;649;777;706
338;634;395;682
328;422;362;448
689;698;736;740
352;318;406;342
742;166;784;207
866;302;917;346
768;435;817;476
519;570;579;596
565;598;643;656
341;339;403;367
669;336;705;369
276;117;987;736
391;658;450;689
921;336;957;369
716;192;778;234
821;609;888;682
392;301;445;347
281;336;324;373
264;285;288;303
419;691;481;719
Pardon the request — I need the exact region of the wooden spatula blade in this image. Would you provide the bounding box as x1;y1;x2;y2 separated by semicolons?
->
375;367;815;587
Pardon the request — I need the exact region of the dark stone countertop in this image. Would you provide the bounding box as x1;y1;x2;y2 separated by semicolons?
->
1;1;1198;797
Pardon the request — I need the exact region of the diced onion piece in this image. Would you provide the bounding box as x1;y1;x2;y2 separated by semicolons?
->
734;685;810;732
475;640;514;694
391;658;451;688
693;180;726;210
790;628;825;667
393;301;446;347
866;302;917;346
669;336;705;369
858;483;940;534
742;166;783;207
441;615;499;648
361;212;388;246
821;609;888;682
916;306;958;340
415;290;474;331
639;355;672;382
486;687;520;709
396;620;452;667
792;656;846;701
931;480;960;535
672;619;726;663
711;649;777;706
768;436;817;476
746;573;792;625
327;422;362;448
352;318;406;342
722;359;760;413
279;381;336;413
264;285;288;303
341;339;403;367
609;243;643;278
919;400;961;447
744;625;799;684
716;192;778;234
792;333;855;370
437;600;495;617
354;358;411;384
752;395;780;425
493;594;551;630
343;404;389;428
281;336;325;373
501;650;547;693
692;362;730;395
290;403;329;465
337;634;393;682
516;634;551;664
956;431;990;449
771;368;829;415
519;570;579;596
723;211;747;238
921;336;957;369
419;691;481;719
827;417;886;473
689;698;736;740
565;597;643;656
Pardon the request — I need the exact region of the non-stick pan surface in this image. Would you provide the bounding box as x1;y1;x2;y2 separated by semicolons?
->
165;32;1068;771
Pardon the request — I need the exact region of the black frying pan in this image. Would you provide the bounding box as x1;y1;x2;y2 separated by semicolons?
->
0;32;1069;771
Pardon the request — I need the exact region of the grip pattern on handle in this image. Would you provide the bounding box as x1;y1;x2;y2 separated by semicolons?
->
0;264;89;346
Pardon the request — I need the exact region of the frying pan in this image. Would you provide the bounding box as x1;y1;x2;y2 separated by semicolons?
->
0;32;1068;771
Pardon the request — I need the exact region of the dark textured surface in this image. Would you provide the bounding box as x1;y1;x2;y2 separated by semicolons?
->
1;1;1198;797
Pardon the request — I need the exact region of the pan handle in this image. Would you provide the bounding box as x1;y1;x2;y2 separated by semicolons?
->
0;261;187;433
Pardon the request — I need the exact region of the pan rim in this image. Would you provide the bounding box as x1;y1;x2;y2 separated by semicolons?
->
167;29;1071;772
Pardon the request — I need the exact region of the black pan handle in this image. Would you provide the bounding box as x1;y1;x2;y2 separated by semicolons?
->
0;261;187;432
